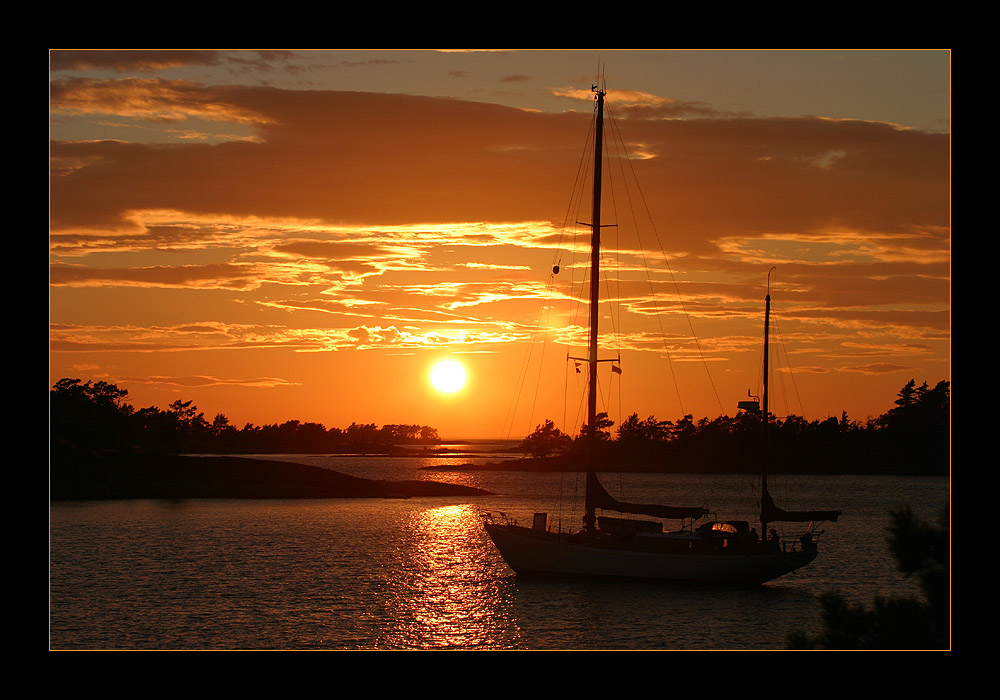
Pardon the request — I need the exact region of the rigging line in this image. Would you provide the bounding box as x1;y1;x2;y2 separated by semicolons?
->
560;132;593;434
500;295;544;443
558;471;565;534
566;229;589;433
599;103;625;359
563;246;586;437
602;124;623;360
507;111;596;446
572;96;609;352
770;309;805;418
523;282;557;439
499;268;562;446
610;106;726;417
768;312;785;418
498;346;527;445
564;344;588;439
564;111;598;344
563;347;571;437
763;271;804;419
498;305;541;445
604;103;687;416
598;364;610;419
616;358;623;430
756;337;765;410
554;112;597;268
594;372;612;433
571;373;588;437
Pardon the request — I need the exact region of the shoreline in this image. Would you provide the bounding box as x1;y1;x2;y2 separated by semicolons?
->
417;455;947;477
50;453;495;502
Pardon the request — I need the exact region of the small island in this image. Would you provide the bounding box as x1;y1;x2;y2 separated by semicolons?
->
51;451;492;501
50;378;493;501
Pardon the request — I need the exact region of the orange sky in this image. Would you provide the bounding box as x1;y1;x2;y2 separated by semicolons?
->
49;50;951;439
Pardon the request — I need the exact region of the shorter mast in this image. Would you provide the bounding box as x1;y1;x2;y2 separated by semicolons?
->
760;266;775;531
759;267;841;527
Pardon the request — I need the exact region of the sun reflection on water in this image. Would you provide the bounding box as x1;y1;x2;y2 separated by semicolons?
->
377;504;521;649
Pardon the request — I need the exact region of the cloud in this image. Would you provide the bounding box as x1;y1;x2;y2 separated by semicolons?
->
459;262;531;270
50;83;949;248
347;325;405;346
338;58;404;68
343;324;521;350
841;363;916;375
50;262;289;290
551;86;722;119
50;49;294;74
122;374;300;388
51;50;227;73
50;77;273;126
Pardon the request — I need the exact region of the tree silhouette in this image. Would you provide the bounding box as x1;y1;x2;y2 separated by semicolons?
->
870;379;950;473
617;413;673;447
50;378;132;450
521;419;572;457
579;412;614;442
50;378;443;458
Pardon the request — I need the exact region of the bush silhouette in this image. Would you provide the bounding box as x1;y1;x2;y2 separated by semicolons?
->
789;505;949;649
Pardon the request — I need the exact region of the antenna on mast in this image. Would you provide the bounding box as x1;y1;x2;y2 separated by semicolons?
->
593;57;607;96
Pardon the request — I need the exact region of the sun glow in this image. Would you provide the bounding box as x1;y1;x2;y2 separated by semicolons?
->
430;359;467;393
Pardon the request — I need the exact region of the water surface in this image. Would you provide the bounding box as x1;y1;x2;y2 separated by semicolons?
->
49;456;948;650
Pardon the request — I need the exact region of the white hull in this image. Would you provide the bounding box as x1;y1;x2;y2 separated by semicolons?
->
485;523;817;585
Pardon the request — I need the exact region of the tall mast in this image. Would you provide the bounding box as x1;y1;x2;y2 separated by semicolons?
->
588;86;605;440
584;84;606;533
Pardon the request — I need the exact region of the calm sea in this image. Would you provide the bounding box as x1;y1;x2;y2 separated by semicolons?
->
49;451;949;650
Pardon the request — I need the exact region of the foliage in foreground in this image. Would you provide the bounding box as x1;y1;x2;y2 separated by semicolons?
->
788;505;950;650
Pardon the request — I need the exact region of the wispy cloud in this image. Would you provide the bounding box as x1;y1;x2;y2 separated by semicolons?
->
50;49;294;74
50;77;274;126
122;374;300;388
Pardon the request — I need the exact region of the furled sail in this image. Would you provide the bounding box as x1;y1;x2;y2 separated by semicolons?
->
761;488;840;524
586;472;709;521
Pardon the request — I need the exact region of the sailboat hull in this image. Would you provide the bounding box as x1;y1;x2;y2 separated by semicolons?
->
485;523;816;585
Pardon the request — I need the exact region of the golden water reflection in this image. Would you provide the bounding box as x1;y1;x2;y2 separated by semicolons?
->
377;504;520;649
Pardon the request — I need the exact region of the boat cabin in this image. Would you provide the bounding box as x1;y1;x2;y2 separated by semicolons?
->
598;516;663;536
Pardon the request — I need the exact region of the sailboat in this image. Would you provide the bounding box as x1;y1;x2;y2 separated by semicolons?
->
484;85;840;585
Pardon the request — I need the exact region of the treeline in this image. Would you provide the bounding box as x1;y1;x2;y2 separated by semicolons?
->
49;378;441;456
50;377;950;474
522;379;950;475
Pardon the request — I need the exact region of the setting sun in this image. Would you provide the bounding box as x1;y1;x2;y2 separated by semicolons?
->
430;360;467;393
